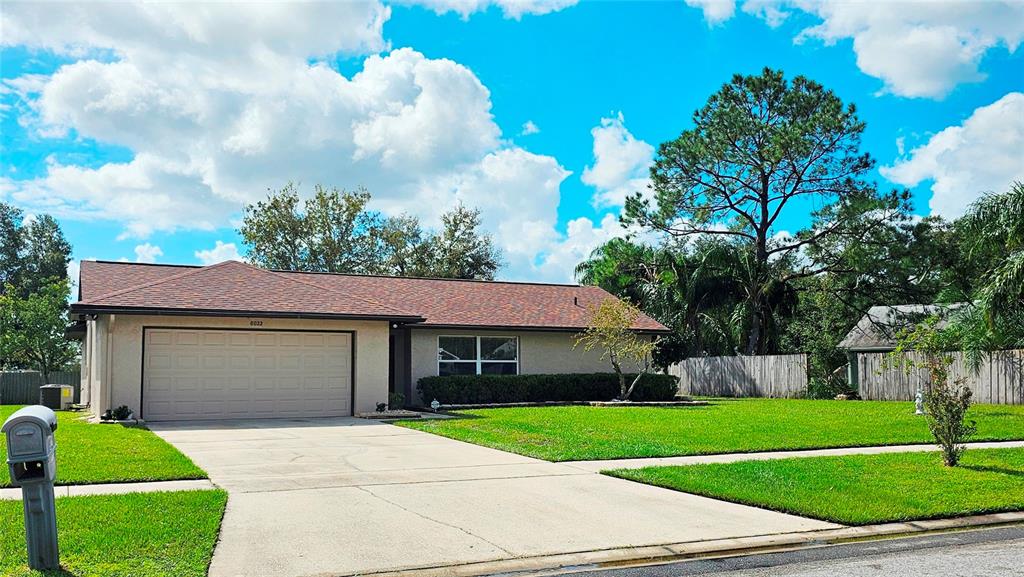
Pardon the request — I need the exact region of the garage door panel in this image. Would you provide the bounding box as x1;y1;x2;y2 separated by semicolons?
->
144;329;352;421
202;332;226;346
229;333;253;346
176;332;199;346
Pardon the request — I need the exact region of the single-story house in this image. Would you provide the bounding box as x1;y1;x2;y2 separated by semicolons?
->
70;260;667;421
837;303;962;387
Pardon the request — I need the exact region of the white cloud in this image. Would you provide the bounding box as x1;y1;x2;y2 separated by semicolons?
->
66;260;80;296
403;0;578;19
881;92;1024;219
681;1;1024;99
413;147;571;277
581;112;654;208
534;213;625;282
520;120;540;135
684;0;736;25
134;243;162;264
0;2;596;282
195;240;243;265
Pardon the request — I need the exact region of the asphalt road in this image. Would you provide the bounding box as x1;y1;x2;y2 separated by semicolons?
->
562;525;1024;577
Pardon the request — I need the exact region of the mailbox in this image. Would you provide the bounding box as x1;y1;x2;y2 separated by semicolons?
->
2;405;58;487
2;405;60;570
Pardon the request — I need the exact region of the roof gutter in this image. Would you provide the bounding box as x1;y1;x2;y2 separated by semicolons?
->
412;323;672;335
69;303;426;324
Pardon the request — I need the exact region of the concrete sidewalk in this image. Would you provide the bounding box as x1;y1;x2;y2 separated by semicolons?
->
563;440;1024;472
0;479;216;500
151;418;836;577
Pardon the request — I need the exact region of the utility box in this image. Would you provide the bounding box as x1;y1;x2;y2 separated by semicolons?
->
39;385;73;411
3;405;60;570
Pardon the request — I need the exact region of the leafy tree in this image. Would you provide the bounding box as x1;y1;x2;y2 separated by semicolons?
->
574;298;659;400
0;203;72;297
0;279;78;381
625;68;908;354
240;184;501;279
420;204;501;280
376;214;431;277
0;202;23;291
240;183;383;273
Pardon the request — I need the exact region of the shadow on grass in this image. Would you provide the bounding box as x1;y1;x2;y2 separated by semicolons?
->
962;464;1024;479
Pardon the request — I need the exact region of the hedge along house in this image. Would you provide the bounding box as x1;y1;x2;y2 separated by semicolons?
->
70;260;668;422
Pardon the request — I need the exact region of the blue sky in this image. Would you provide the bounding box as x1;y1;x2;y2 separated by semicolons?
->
1;1;1022;283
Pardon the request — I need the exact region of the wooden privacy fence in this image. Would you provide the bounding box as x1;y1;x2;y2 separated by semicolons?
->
0;371;80;405
668;354;808;398
857;350;1024;405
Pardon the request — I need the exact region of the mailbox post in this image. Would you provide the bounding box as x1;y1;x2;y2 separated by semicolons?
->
2;405;59;570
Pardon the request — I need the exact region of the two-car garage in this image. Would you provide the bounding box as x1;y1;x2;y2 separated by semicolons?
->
142;328;353;421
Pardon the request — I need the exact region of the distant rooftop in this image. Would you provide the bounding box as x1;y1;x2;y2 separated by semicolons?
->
838;303;965;351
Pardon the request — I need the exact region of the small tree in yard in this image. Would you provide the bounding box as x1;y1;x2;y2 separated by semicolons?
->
887;316;976;466
575;298;659;401
0;279;78;382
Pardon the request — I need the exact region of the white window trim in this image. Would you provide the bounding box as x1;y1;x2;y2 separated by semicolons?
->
437;335;519;376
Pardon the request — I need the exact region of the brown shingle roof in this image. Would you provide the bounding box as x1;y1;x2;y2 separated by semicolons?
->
75;260;667;331
75;260;421;321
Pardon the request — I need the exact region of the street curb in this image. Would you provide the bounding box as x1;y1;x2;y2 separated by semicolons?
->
0;479;217;501
359;511;1024;577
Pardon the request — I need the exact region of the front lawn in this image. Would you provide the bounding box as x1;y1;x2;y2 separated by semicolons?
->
397;399;1024;461
606;448;1024;525
0;490;227;576
0;406;206;487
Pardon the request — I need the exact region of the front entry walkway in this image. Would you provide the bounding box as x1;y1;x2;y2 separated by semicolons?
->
151;418;836;577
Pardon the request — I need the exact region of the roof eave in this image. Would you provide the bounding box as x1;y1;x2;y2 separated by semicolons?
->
411;322;671;334
69;303;426;324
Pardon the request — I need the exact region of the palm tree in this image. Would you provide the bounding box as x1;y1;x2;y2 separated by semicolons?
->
947;181;1024;363
959;181;1024;324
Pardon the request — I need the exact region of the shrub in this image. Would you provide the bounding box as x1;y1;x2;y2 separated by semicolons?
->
388;392;406;410
417;373;678;405
925;381;977;467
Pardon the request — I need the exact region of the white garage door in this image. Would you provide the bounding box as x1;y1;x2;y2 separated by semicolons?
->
143;329;352;421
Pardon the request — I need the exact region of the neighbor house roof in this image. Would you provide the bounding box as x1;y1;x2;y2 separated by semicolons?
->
837;303;963;351
74;260;668;332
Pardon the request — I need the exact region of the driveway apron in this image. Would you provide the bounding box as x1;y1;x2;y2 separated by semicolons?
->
151;418;836;577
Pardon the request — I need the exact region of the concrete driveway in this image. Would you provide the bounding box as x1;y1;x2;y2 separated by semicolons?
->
151;418;836;577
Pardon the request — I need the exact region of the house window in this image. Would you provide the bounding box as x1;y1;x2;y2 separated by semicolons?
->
438;336;518;376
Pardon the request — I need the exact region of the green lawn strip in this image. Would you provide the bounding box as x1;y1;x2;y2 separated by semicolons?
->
0;406;206;488
0;489;228;577
605;448;1024;525
397;400;1024;461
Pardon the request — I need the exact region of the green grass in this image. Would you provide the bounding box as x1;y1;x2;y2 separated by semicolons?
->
0;490;227;576
0;406;206;488
606;448;1024;525
397;399;1024;461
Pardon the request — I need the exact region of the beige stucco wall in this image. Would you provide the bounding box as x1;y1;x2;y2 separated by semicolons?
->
84;314;390;420
408;328;647;400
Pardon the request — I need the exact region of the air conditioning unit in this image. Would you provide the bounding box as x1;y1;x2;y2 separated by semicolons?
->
39;385;74;411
